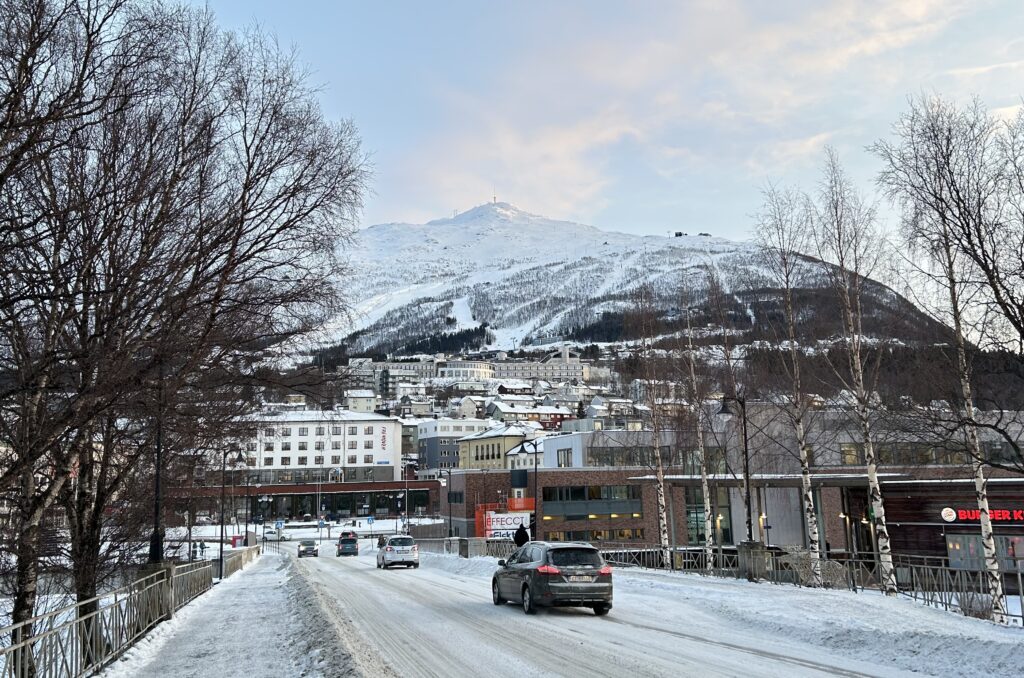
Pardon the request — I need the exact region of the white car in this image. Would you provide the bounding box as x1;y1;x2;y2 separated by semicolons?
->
377;536;419;569
264;529;291;541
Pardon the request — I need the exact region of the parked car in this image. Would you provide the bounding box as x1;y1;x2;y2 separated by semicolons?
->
376;535;419;569
338;530;358;540
297;540;319;558
336;537;359;557
492;542;612;615
264;529;291;541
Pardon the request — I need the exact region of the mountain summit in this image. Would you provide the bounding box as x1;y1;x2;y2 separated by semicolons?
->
330;204;763;354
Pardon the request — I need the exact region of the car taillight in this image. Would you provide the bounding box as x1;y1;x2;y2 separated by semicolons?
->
598;565;612;575
386;546;394;552
537;564;560;575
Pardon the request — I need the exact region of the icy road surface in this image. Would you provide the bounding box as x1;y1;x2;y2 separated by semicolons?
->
296;544;1012;678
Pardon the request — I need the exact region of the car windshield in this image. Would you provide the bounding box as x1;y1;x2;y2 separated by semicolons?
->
550;548;602;567
299;540;316;546
390;537;415;546
340;538;357;544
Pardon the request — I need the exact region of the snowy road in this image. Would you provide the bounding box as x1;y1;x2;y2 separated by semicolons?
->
295;547;912;678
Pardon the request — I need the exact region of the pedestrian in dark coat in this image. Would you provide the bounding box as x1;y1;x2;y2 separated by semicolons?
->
513;524;530;547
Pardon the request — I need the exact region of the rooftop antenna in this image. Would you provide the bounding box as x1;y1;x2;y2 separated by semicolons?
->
492;186;496;204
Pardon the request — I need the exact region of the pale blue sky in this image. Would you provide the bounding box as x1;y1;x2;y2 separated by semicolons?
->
201;1;1024;239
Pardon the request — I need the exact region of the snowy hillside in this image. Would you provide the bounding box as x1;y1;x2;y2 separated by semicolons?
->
333;202;771;353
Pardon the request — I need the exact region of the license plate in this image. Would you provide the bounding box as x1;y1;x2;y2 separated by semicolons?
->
568;575;595;582
398;549;410;553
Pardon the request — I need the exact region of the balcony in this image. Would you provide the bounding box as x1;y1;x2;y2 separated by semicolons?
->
508;497;535;512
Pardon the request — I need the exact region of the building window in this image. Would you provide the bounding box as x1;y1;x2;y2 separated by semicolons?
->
281;442;291;451
331;455;341;465
263;457;273;467
314;456;324;465
297;456;307;466
281;428;291;436
316;426;324;436
347;455;357;464
332;441;341;450
840;444;863;466
363;455;373;464
264;443;274;452
298;442;308;451
348;426;357;435
298;427;308;436
281;457;291;466
363;440;373;449
246;442;257;452
315;441;324;451
332;426;342;435
364;426;373;435
348;440;357;450
264;428;275;437
557;448;572;467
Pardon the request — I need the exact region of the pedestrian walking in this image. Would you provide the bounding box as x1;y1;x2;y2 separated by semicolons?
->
513;523;530;547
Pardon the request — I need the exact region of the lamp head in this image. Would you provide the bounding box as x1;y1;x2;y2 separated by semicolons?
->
717;397;739;418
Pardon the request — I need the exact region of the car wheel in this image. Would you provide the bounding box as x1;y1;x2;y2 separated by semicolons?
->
492;580;504;605
413;563;419;569
376;560;381;569
593;604;610;616
522;585;536;615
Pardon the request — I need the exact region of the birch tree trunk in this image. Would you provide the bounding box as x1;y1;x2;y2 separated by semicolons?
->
873;98;1009;619
812;148;896;595
757;184;827;585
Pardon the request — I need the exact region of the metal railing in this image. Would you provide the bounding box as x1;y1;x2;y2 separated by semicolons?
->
0;570;170;678
414;538;449;554
172;561;214;611
220;546;260;579
0;547;266;678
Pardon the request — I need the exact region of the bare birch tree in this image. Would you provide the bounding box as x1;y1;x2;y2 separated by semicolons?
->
754;184;822;586
671;284;717;569
874;94;1008;621
810;148;897;595
630;283;672;566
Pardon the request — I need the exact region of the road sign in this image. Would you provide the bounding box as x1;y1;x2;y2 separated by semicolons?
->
318;519;325;528
275;520;284;530
367;516;374;524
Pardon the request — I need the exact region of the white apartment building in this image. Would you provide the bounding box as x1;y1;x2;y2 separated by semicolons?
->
345;389;379;413
246;409;401;483
438;360;495;380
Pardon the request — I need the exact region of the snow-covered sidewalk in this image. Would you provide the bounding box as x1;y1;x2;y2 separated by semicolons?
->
101;553;355;677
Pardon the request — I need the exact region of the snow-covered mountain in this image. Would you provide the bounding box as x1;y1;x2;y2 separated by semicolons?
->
329;202;774;354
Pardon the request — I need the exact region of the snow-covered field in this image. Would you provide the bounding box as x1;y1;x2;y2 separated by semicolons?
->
101;544;1022;677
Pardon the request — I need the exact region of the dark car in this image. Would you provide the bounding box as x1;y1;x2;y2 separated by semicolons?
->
297;539;319;558
492;542;612;615
336;537;359;557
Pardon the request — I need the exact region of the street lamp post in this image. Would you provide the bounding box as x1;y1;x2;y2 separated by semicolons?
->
148;360;165;565
527;439;541;539
220;447;245;580
718;396;754;543
401;456;416;534
441;469;453;538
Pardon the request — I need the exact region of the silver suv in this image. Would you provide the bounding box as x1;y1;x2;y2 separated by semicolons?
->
376;536;419;569
492;542;612;615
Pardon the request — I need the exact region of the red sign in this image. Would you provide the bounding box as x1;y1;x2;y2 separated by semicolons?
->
954;508;1024;522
